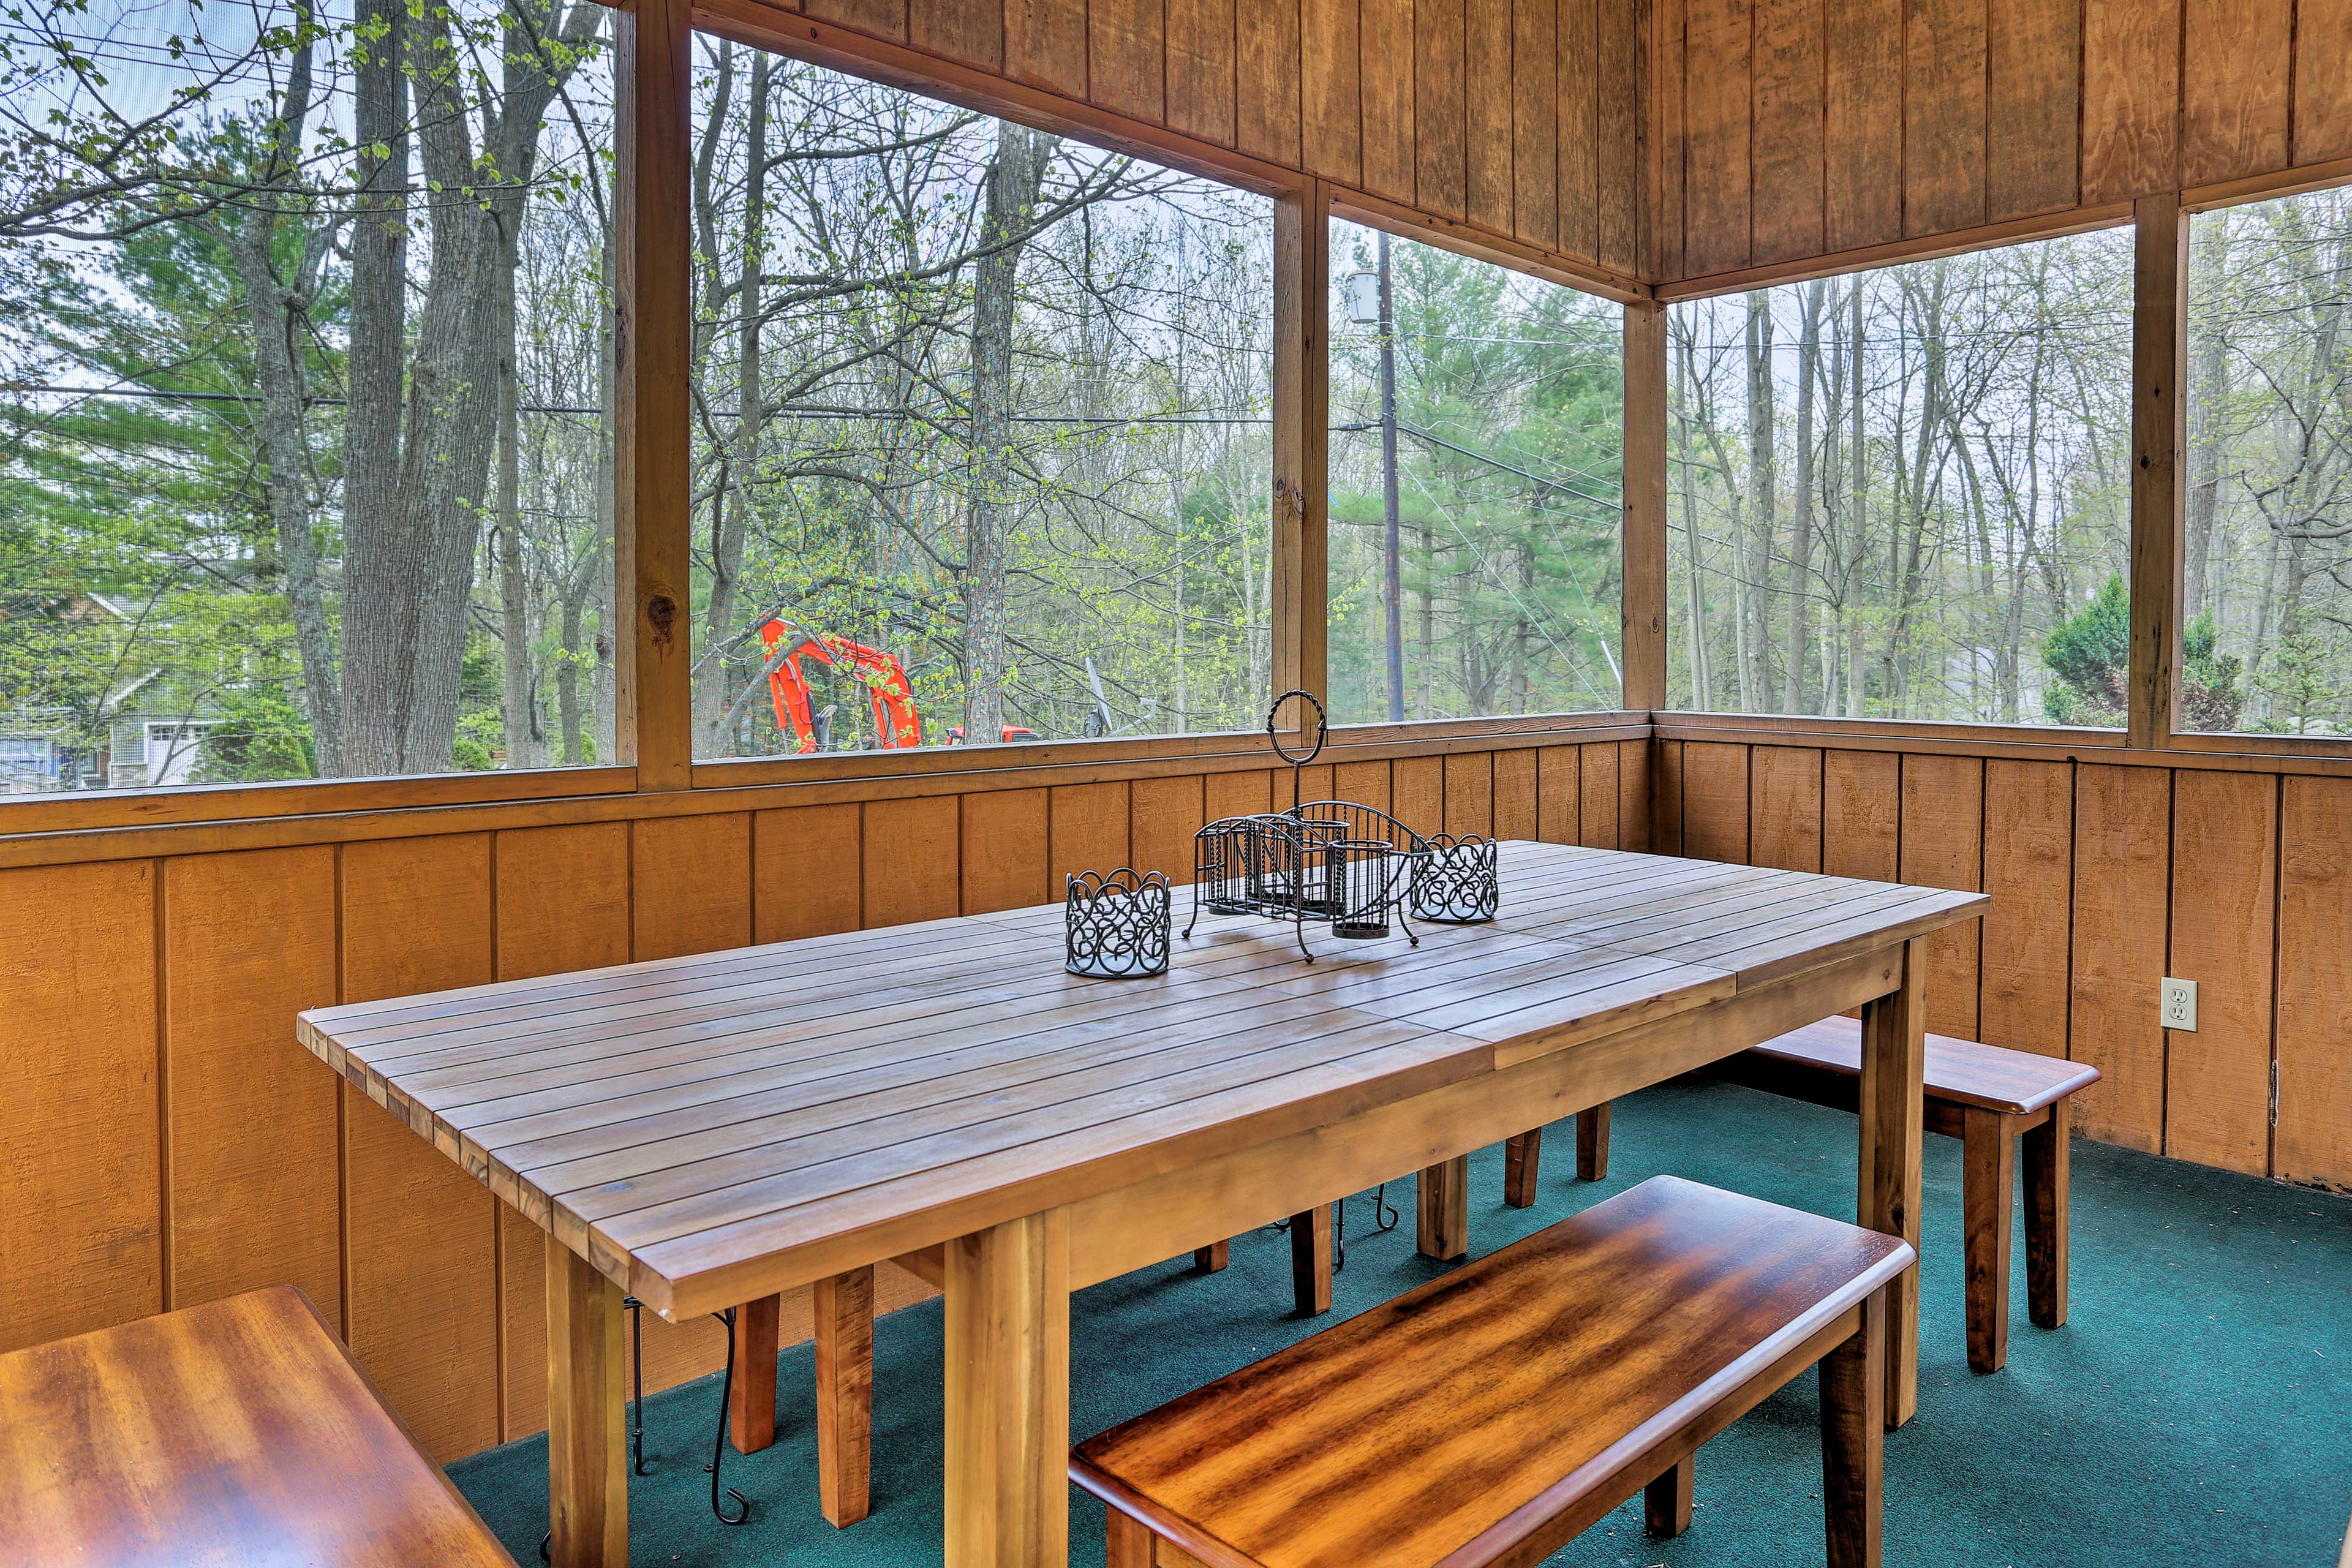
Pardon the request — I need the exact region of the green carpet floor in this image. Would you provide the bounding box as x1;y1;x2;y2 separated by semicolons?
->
450;1076;2352;1566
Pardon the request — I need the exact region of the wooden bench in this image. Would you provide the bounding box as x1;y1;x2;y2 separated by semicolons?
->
0;1286;516;1565
1524;1017;2098;1374
1074;1175;1912;1568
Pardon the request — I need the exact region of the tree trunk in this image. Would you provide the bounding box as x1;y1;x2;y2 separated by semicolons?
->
1847;280;1869;717
557;579;586;764
336;0;413;774
962;119;1057;742
1784;279;1822;713
695;47;771;756
2185;235;2230;620
1672;325;1710;707
338;0;600;774
495;241;542;769
1742;290;1778;709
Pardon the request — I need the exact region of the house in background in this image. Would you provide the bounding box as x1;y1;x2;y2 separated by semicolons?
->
0;594;220;792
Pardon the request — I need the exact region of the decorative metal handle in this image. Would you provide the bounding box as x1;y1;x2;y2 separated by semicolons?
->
1265;688;1327;764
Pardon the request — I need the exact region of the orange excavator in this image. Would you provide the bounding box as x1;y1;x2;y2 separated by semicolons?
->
758;620;1036;752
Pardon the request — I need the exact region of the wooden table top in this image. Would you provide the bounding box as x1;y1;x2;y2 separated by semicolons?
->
295;841;1984;1317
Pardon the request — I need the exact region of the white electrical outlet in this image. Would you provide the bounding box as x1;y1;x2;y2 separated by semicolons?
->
2162;976;2198;1031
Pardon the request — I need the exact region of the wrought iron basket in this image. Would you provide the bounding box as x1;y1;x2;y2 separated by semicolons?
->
1411;833;1500;924
1065;868;1172;978
1183;692;1431;960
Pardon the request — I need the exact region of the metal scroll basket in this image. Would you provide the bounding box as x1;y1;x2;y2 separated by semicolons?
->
1184;690;1434;962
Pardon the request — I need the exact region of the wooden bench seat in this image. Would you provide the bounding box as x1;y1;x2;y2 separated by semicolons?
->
1529;1017;2098;1374
1074;1175;1912;1568
1721;1017;2096;1374
0;1286;516;1566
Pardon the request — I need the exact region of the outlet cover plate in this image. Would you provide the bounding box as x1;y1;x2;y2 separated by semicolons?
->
2162;976;2198;1032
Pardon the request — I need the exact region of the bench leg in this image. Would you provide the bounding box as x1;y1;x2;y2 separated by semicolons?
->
1858;940;1925;1430
1645;1453;1694;1537
816;1267;873;1528
1106;1510;1155;1568
1820;1286;1887;1568
1577;1102;1611;1181
2022;1100;2071;1330
1192;1240;1230;1273
728;1294;780;1453
1291;1205;1333;1315
1503;1128;1543;1208
1962;1108;2013;1374
1416;1155;1469;1262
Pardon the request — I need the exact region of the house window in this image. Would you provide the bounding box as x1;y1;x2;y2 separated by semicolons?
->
684;47;1275;760
1665;230;2135;726
1325;222;1626;725
0;0;618;791
2182;187;2352;736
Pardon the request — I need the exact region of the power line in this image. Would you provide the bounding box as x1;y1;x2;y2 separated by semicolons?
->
9;384;1273;426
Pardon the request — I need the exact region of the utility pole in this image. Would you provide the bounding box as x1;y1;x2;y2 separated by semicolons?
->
1378;231;1406;722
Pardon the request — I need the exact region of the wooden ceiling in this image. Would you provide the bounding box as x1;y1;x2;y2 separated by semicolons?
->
732;0;2346;298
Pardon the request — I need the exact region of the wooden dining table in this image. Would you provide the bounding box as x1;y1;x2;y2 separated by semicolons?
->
295;837;1985;1568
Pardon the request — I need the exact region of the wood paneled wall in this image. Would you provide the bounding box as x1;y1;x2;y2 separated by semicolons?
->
1656;731;2352;1192
1651;0;2352;287
0;734;1643;1465
709;0;1649;282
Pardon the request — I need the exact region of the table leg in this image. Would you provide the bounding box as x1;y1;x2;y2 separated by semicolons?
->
944;1210;1069;1568
729;1294;780;1453
1416;1154;1469;1261
1290;1204;1333;1314
548;1244;628;1567
1858;938;1926;1430
816;1267;875;1528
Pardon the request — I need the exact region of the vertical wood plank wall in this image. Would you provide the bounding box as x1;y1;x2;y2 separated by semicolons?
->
1656;735;2352;1195
734;0;1649;283
0;736;1642;1465
1652;0;2348;286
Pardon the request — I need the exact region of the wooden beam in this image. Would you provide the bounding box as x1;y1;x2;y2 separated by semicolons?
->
1272;180;1332;708
695;2;1302;198
1655;201;2133;302
615;0;695;791
1621;299;1668;712
1330;188;1653;303
2128;192;2187;750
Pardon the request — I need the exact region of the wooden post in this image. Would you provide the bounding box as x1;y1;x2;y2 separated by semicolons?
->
815;1267;875;1527
1289;1204;1333;1314
2128;192;2187;751
1621;298;1669;714
1645;1453;1695;1537
614;0;695;790
1857;939;1926;1429
1961;1109;2014;1374
1576;1102;1612;1180
2022;1100;2071;1329
1502;1127;1544;1207
546;1245;628;1568
943;1210;1070;1568
1272;179;1331;710
1415;1153;1469;1261
1820;1287;1887;1568
727;1294;779;1453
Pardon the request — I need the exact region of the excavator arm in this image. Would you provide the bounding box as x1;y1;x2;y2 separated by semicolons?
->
759;621;924;752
